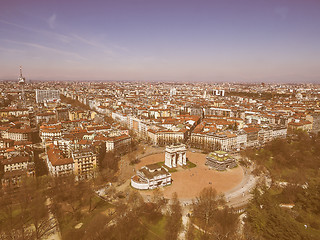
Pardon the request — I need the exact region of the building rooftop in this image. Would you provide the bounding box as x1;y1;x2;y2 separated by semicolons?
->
207;151;233;162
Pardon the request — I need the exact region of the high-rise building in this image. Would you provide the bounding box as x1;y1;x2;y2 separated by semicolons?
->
213;89;225;97
170;87;177;96
36;89;60;103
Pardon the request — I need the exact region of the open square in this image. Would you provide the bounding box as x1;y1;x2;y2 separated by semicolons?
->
135;151;244;200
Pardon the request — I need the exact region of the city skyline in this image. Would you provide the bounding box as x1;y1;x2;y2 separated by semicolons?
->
1;0;320;83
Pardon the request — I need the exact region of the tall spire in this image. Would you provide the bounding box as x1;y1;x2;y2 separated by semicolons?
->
18;65;25;84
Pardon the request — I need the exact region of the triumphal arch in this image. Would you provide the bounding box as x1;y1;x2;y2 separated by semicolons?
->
165;144;187;168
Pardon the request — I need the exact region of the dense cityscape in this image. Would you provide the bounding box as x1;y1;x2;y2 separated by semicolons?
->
1;0;320;239
0;69;320;239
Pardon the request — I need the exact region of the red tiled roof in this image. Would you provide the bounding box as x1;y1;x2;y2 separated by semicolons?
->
78;139;92;145
2;156;29;165
288;120;311;126
8;128;33;134
47;145;73;166
106;134;131;142
243;127;260;133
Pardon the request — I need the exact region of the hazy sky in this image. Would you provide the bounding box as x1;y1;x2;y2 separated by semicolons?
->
0;0;320;82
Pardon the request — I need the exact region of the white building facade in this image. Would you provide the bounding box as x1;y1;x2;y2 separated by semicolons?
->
165;144;187;168
36;89;60;104
131;164;171;190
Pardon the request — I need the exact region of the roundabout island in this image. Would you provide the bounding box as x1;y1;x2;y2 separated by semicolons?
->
131;148;244;201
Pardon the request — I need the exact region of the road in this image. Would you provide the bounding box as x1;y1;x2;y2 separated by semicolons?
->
224;165;259;208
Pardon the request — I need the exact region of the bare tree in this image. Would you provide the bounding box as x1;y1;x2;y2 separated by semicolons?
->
127;190;144;212
212;207;239;240
151;188;167;212
49;176;91;220
193;187;219;227
192;187;240;240
29;196;56;240
81;214;111;240
165;192;182;240
0;189;21;239
0;178;56;240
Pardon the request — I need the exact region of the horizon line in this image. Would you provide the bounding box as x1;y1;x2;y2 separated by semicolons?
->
0;79;319;85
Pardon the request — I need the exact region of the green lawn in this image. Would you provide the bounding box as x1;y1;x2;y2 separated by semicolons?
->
0;203;23;224
183;160;197;169
141;216;167;240
167;168;178;173
154;161;178;173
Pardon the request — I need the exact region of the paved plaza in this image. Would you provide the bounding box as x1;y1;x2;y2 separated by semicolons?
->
135;151;244;200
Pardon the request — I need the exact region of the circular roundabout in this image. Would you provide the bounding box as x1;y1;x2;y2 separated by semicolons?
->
134;151;244;201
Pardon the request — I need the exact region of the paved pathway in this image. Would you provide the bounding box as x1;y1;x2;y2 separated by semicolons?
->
44;198;62;240
178;205;192;239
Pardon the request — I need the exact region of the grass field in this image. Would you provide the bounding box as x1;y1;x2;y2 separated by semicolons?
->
141;216;167;240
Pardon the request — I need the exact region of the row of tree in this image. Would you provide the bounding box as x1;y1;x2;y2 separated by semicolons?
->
189;139;222;153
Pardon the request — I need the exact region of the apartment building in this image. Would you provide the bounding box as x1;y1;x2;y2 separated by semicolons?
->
1;155;35;188
105;134;132;152
46;144;74;177
2;127;34;142
72;150;97;180
36;89;60;103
